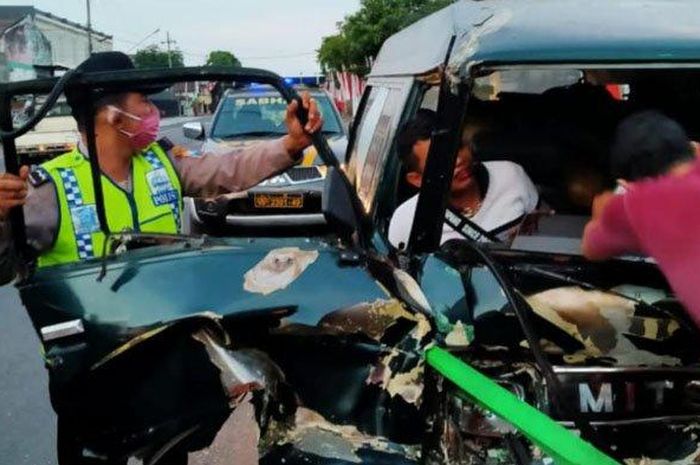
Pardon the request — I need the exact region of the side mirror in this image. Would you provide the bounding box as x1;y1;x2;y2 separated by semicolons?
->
322;167;358;237
182;122;205;140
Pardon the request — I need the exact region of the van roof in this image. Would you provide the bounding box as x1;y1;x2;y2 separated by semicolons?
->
370;0;700;79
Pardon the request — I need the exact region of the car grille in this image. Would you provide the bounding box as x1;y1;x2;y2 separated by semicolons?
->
287;166;322;183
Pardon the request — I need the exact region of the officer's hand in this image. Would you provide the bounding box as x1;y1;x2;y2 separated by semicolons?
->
0;166;29;220
283;91;323;156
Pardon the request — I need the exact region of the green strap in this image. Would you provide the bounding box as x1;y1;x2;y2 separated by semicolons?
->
424;347;620;465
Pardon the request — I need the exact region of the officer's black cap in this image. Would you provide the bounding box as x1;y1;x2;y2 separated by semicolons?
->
66;51;167;111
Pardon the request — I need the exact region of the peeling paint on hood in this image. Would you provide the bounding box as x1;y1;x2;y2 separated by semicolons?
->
525;287;682;366
350;298;432;406
624;443;700;464
244;247;319;295
320;298;430;342
385;364;424;405
277;407;421;463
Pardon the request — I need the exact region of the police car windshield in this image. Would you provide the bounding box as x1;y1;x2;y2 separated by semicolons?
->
211;92;342;139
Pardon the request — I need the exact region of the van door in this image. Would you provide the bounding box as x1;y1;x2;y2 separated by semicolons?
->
345;78;414;217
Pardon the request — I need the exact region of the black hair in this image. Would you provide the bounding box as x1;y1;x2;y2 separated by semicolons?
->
70;92;128;132
611;110;694;181
396;109;437;172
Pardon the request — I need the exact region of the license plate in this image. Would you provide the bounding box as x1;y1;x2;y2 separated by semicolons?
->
254;193;304;209
551;366;700;420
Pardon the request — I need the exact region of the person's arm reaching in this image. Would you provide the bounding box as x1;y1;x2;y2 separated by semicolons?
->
581;191;642;260
173;92;323;197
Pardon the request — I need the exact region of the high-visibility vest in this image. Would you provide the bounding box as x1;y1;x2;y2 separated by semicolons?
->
37;142;182;268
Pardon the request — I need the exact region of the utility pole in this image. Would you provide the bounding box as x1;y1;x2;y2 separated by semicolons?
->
162;31;177;68
86;0;93;54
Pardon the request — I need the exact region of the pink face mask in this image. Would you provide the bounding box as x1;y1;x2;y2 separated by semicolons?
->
109;105;160;150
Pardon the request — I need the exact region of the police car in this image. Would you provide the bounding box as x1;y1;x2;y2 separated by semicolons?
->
182;85;347;231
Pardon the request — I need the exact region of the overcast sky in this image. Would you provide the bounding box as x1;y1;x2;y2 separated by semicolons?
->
2;0;360;75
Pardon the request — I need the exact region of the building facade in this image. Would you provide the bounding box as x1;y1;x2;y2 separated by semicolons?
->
0;6;112;81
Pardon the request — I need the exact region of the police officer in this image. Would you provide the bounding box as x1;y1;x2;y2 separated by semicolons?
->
0;52;322;278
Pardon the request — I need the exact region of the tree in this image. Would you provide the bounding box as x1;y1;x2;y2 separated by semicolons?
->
317;35;353;75
317;0;455;76
133;45;184;69
205;50;241;67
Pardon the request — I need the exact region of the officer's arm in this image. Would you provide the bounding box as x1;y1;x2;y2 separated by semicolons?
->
167;93;322;197
170;139;301;197
0;175;59;285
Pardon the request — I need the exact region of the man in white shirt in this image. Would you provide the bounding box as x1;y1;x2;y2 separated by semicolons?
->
389;110;539;249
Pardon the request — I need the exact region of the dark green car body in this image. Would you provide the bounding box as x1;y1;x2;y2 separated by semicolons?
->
4;0;700;463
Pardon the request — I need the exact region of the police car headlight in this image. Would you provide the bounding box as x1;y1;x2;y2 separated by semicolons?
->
260;175;289;187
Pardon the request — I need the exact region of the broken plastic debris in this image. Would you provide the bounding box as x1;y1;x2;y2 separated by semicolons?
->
244;248;319;295
445;320;471;347
393;268;432;312
192;330;266;402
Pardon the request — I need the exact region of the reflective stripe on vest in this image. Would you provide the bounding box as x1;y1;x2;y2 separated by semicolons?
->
37;142;182;268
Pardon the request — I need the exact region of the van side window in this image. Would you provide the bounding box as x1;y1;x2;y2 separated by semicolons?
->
348;85;406;213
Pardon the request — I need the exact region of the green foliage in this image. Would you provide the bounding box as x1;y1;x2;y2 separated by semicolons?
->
317;0;454;75
133;45;184;69
205;50;242;67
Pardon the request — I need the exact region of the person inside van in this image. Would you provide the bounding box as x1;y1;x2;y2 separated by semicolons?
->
582;111;700;328
388;109;539;249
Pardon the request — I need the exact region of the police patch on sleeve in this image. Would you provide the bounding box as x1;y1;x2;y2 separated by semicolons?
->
146;168;178;206
70;204;100;236
29;167;50;187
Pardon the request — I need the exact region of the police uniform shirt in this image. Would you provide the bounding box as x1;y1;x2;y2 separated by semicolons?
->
0;137;297;257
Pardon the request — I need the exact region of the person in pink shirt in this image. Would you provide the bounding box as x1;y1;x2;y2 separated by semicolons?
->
582;111;700;326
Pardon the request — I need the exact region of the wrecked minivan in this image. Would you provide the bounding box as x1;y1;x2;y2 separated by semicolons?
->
355;0;700;462
3;0;700;464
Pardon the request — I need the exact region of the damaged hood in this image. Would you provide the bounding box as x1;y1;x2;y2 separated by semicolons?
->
20;237;389;338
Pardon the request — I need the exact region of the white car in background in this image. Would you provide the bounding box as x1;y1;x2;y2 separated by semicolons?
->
15;98;78;164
